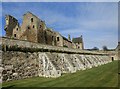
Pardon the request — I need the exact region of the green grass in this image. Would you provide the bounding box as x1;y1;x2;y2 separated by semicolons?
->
2;61;118;87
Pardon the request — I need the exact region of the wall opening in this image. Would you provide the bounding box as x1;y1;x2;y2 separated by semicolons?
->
31;18;33;22
52;36;54;41
27;26;30;29
16;28;18;31
33;25;35;28
14;34;16;37
57;37;59;41
112;57;114;61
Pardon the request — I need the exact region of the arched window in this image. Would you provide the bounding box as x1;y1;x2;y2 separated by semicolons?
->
16;28;18;31
14;34;16;37
57;37;59;41
31;18;33;22
33;25;35;28
27;26;30;29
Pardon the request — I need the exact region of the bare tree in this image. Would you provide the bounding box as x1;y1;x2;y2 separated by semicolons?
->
102;46;108;51
92;47;99;50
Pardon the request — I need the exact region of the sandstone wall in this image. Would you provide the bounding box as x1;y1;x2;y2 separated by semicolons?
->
1;50;112;82
1;37;109;55
2;51;39;81
4;15;18;37
0;37;115;82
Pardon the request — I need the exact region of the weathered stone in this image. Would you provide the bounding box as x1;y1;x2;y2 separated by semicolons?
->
1;46;114;82
3;75;8;81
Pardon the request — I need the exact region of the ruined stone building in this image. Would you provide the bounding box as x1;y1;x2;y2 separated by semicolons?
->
2;12;116;81
72;36;84;49
4;11;84;49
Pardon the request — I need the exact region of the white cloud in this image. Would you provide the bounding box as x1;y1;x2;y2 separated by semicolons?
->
79;19;118;31
1;2;118;49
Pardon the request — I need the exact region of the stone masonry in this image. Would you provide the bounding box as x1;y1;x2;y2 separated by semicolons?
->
1;51;112;82
2;11;118;84
4;12;84;49
0;37;115;82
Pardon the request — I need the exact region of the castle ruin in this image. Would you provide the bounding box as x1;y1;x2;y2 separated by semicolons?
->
4;12;84;49
0;12;118;82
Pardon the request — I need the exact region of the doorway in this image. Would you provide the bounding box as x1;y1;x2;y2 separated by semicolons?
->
112;57;114;61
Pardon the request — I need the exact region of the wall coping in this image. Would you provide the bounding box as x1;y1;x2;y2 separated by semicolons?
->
0;37;110;55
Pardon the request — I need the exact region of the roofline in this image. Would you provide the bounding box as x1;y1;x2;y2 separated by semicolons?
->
23;11;42;21
62;36;72;43
5;14;18;21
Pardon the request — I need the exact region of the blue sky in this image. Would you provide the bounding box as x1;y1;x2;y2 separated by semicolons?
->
0;2;118;49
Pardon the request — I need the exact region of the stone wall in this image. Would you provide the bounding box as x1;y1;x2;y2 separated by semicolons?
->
4;12;85;49
63;38;72;48
1;50;112;82
45;30;56;46
20;12;42;43
0;37;115;82
1;37;110;55
2;51;39;81
4;15;18;37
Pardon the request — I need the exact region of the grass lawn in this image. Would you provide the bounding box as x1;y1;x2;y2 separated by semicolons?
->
2;61;118;88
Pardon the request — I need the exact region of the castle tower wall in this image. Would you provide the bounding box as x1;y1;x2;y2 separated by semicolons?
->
4;15;18;37
19;12;46;43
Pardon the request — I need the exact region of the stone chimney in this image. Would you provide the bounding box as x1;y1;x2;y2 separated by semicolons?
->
81;35;84;49
68;34;71;41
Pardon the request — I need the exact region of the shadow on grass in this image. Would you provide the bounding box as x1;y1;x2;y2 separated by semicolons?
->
2;85;15;89
1;86;119;89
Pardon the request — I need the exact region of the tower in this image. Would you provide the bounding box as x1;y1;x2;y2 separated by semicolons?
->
4;15;18;37
80;35;84;49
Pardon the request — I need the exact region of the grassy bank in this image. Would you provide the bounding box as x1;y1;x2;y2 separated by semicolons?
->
2;61;118;87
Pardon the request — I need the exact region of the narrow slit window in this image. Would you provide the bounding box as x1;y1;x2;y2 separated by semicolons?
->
31;18;33;22
52;36;54;41
57;37;59;41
